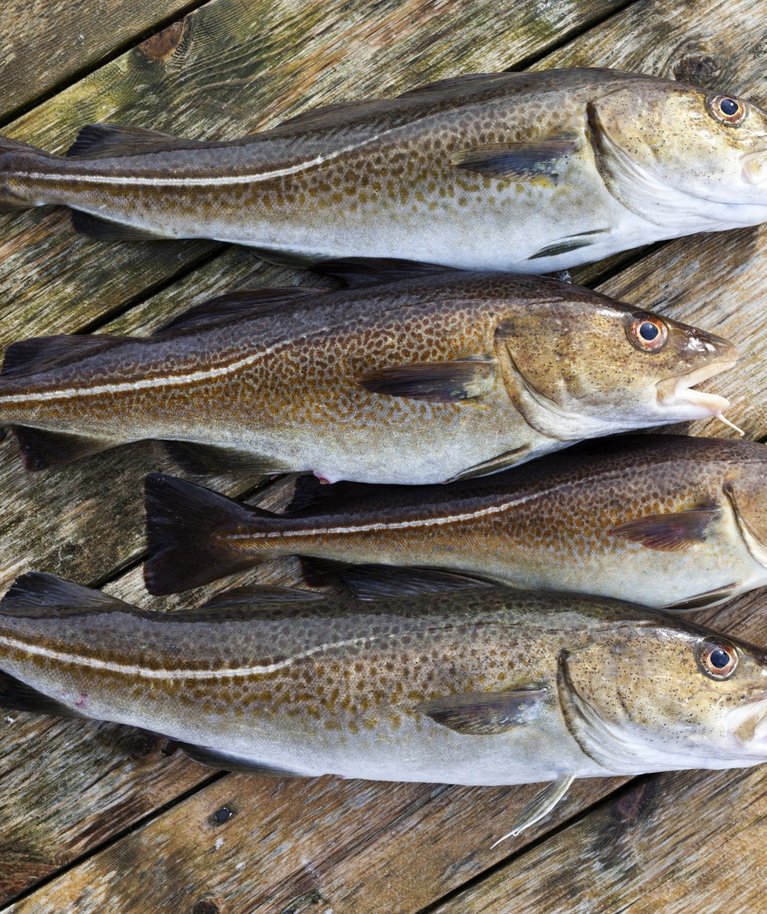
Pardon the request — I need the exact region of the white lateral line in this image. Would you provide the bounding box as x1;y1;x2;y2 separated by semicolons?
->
236;495;534;539
0;632;373;679
18;135;381;188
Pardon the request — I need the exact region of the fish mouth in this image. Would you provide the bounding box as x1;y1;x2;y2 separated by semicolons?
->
656;359;736;416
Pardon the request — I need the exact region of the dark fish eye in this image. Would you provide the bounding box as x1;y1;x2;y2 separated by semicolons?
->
708;94;747;127
627;314;668;352
697;640;739;680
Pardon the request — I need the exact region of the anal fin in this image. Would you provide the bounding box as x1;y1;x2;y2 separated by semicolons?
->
300;557;493;600
0;671;84;718
162;440;290;476
664;582;739;612
11;426;116;472
71;210;168;242
174;741;305;777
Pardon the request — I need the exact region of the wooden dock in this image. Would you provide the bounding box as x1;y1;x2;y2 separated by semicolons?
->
1;0;766;910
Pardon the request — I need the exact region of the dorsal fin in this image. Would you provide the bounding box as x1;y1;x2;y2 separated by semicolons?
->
2;333;126;377
1;573;131;615
66;123;206;159
313;257;457;289
272;74;503;133
154;287;323;335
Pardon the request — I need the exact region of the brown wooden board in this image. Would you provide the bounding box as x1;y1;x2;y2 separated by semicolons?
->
0;1;199;118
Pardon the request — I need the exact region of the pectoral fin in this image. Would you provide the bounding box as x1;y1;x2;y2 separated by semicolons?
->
416;686;547;735
491;773;575;847
610;503;720;551
358;358;495;402
452;136;579;179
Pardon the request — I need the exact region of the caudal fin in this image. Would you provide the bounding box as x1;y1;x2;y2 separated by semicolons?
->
144;474;282;595
0;136;51;212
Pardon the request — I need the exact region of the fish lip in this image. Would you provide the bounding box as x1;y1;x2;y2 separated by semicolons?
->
655;359;736;416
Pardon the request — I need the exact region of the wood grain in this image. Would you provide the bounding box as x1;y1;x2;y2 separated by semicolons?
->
0;0;197;118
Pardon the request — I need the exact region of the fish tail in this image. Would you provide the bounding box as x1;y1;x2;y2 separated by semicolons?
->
144;474;284;595
0;136;54;211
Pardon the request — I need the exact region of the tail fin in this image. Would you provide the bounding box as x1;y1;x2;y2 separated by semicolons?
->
144;474;283;595
0;136;50;212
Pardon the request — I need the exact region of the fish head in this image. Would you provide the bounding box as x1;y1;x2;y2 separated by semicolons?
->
558;616;767;773
494;292;737;439
588;78;767;226
722;453;767;569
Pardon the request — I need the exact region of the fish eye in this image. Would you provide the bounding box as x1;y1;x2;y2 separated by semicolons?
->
627;314;668;352
708;94;747;127
697;640;739;680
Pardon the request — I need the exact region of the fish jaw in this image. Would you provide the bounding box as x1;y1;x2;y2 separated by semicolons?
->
655;357;736;422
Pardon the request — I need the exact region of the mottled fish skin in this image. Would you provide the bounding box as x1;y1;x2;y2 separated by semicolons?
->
145;436;767;608
2;580;767;790
2;69;767;271
0;272;736;483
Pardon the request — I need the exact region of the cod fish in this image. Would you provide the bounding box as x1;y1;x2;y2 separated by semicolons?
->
144;435;767;610
2;574;767;839
2;69;767;271
0;265;736;484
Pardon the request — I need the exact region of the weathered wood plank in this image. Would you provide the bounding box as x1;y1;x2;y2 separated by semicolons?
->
0;0;621;346
0;1;198;118
432;588;767;914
